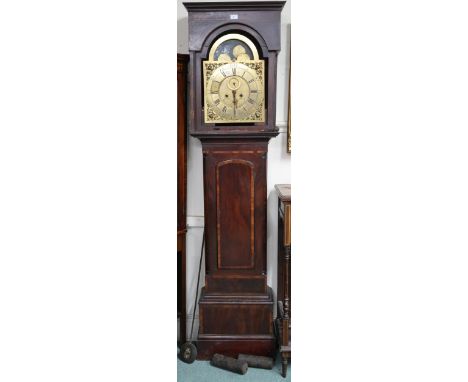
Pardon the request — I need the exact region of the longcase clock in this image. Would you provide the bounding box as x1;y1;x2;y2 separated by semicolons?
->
184;1;285;359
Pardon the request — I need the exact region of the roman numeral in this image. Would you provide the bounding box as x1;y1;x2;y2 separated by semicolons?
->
247;98;254;104
222;106;227;113
214;99;220;105
248;79;255;84
250;90;257;93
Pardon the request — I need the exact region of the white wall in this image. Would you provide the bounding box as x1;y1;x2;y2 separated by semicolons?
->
178;0;291;340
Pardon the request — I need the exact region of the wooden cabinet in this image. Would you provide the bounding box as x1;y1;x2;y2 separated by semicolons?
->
177;53;189;345
275;184;291;378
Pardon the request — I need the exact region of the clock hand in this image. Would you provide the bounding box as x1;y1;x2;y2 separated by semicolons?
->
232;89;237;116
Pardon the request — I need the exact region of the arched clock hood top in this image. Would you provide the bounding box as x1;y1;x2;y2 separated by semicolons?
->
184;1;285;52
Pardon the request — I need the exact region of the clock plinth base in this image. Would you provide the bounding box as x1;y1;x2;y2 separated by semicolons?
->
196;286;276;360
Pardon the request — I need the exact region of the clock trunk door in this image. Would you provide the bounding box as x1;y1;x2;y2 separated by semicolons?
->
203;142;268;295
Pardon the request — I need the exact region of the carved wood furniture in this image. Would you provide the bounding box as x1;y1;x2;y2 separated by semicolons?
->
275;184;291;377
184;1;285;359
177;53;189;345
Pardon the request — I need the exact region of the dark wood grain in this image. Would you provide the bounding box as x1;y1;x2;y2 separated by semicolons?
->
184;2;285;52
197;286;276;360
177;53;189;345
202;139;269;290
177;54;189;234
184;2;286;11
217;160;254;269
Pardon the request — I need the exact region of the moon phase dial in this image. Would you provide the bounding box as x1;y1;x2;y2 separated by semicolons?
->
204;61;265;123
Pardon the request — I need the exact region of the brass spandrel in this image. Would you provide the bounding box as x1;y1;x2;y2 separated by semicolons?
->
203;60;265;124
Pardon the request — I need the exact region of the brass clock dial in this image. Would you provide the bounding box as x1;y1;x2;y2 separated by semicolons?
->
203;33;265;124
204;61;265;123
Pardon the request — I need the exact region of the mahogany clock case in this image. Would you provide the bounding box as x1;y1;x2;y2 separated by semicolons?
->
184;1;286;360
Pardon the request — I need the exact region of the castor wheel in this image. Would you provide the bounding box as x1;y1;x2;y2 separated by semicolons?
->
179;342;197;364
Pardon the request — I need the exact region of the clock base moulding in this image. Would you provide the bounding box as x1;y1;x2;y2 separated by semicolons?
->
195;286;276;360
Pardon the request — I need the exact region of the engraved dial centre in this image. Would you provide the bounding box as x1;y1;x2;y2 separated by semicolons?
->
220;76;248;109
204;61;264;122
